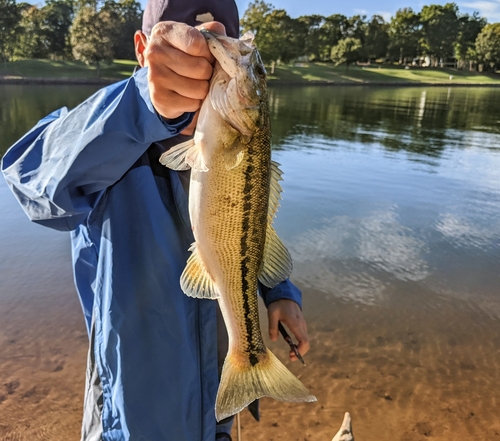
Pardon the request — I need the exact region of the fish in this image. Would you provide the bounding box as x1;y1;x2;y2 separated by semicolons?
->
160;31;316;421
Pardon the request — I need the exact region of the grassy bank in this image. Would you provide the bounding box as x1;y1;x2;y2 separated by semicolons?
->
0;59;137;82
268;62;500;85
1;58;500;85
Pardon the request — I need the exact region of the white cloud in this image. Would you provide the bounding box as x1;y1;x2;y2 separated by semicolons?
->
459;0;500;21
287;208;430;305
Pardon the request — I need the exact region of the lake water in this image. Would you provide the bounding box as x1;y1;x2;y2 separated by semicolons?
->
1;84;500;440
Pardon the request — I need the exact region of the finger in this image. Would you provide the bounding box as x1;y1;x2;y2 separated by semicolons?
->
196;21;227;36
149;87;202;119
146;42;213;81
150;21;213;61
268;309;280;342
149;63;209;101
284;317;310;356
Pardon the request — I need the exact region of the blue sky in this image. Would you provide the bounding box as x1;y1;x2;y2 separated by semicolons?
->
135;0;500;24
231;0;500;22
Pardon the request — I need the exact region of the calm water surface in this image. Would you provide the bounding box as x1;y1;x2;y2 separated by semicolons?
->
1;84;500;440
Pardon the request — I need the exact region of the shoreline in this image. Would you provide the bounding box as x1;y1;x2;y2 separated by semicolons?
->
2;75;500;87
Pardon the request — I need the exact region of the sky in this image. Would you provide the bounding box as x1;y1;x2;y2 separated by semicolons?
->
132;0;500;24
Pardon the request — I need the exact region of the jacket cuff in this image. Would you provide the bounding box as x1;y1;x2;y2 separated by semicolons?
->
259;279;302;309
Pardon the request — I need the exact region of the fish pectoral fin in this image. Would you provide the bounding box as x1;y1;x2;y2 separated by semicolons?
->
258;225;293;288
159;138;208;172
223;146;245;170
268;160;284;221
180;243;220;300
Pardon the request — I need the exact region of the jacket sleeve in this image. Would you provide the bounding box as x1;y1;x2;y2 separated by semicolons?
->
259;279;302;309
1;68;192;231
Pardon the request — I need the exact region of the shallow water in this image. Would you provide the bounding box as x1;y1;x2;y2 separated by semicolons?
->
1;84;500;440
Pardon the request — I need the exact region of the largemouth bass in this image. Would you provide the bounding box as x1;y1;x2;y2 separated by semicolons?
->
160;31;316;421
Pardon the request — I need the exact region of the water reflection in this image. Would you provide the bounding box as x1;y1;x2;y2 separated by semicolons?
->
269;86;500;156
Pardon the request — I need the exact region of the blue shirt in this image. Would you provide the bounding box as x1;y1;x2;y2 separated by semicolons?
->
1;68;302;441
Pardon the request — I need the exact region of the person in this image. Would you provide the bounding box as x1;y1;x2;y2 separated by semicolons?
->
1;0;310;440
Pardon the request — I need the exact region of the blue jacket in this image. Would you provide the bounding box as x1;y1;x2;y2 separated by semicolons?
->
1;68;302;441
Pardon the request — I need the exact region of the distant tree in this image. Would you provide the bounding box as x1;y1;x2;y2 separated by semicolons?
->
475;23;500;71
15;5;48;58
364;15;389;61
42;0;75;59
101;0;142;60
70;4;113;75
241;1;305;64
0;0;22;61
316;14;350;61
331;37;362;68
240;0;273;36
454;12;486;69
388;8;422;64
420;3;459;66
297;14;326;61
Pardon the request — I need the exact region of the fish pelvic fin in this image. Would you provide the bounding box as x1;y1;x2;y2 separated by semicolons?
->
180;243;220;300
215;348;316;421
159;138;208;172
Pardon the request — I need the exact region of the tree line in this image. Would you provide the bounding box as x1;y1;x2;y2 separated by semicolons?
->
243;1;500;71
0;0;142;69
1;0;500;72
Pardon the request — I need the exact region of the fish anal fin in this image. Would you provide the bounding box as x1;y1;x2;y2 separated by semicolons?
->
180;243;219;299
258;225;293;288
215;348;316;421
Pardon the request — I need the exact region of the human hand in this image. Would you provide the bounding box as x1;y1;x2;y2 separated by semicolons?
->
267;299;310;362
138;21;226;121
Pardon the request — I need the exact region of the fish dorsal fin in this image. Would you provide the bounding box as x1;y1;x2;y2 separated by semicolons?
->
258;225;293;288
268;160;284;222
159;138;208;172
180;243;220;300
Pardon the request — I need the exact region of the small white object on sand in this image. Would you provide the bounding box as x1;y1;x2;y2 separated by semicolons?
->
331;412;354;441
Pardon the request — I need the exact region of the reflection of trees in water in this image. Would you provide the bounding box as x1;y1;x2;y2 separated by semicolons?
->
269;86;500;157
0;85;99;157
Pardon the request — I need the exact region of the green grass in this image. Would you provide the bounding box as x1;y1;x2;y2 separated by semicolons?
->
0;59;137;80
268;62;500;84
1;58;500;85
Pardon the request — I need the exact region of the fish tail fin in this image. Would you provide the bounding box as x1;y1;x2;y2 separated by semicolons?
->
215;348;316;421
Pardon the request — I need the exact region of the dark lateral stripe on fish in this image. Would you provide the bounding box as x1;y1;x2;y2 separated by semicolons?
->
240;147;261;366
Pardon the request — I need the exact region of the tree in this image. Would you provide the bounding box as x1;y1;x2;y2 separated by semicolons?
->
297;14;326;61
42;0;75;59
364;15;389;61
101;0;142;60
331;37;362;68
15;5;48;59
475;23;500;71
240;0;273;37
70;4;113;75
241;1;305;64
388;8;422;64
420;3;459;66
316;14;350;61
0;0;21;61
454;12;486;69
